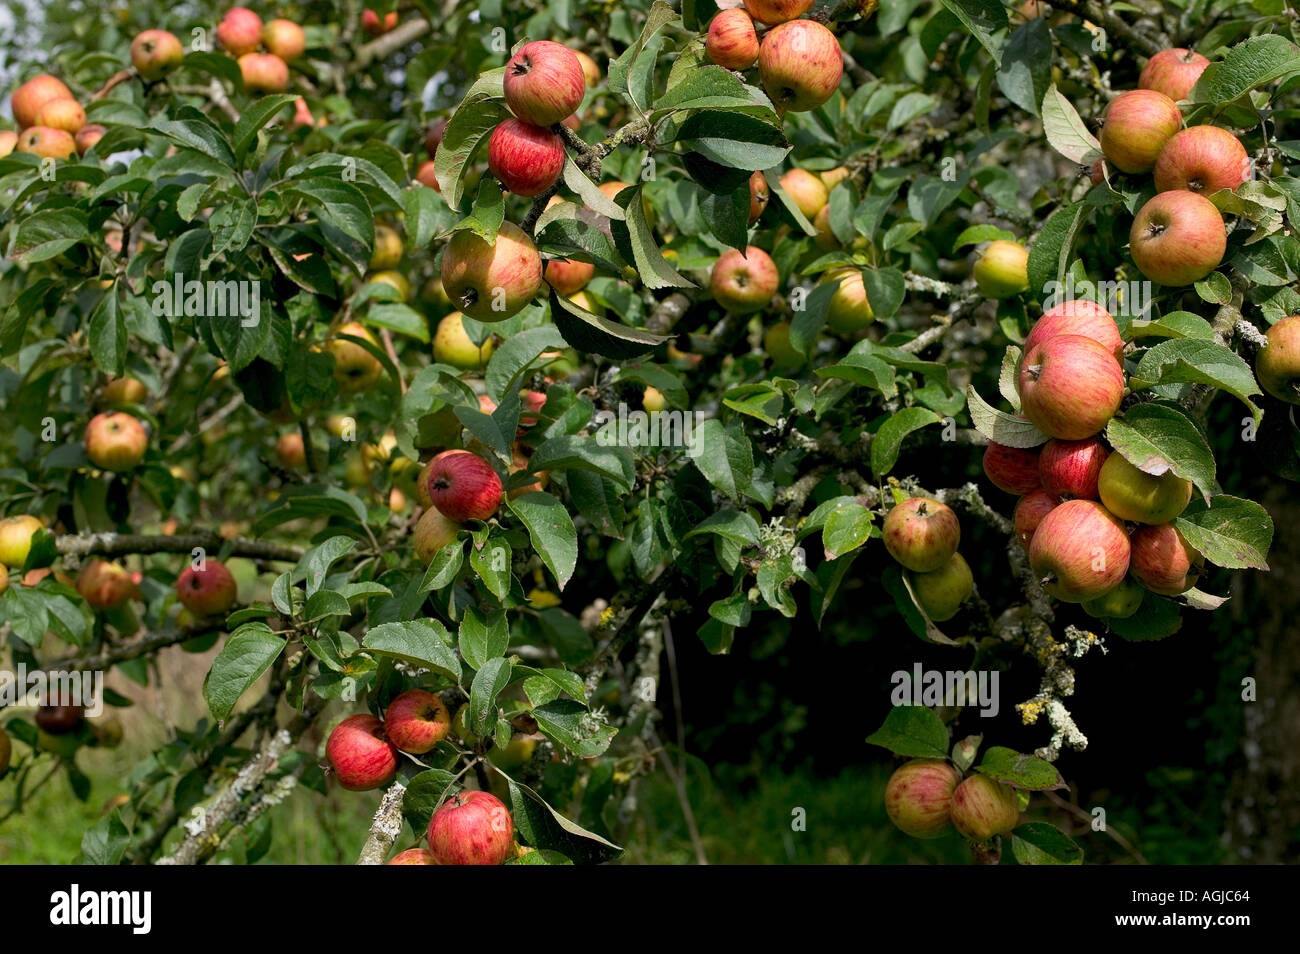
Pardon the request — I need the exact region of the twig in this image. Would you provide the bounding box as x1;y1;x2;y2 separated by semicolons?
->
56;531;304;563
352;18;432;72
356;780;408;864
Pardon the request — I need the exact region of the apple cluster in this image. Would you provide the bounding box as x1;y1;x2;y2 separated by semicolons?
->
214;7;306;94
3;73;103;160
885;759;1022;842
883;497;973;622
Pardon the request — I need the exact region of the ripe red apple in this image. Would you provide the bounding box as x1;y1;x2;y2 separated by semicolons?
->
544;257;595;295
413;505;463;562
387;848;437;865
175;559;238;616
276;431;306;468
1013;490;1060;549
17;126;76;159
441;221;543;322
951;775;1021;840
131;29;184;80
973;240;1029;298
1089;158;1106;185
424;118;448;160
743;0;815;26
75;124;106;154
217;7;264;56
883;497;960;573
362;9;399;35
11;74;72;129
328;321;384;392
748;170;769;223
1130;523;1203;596
884;759;961;838
779;168;828;220
1024;299;1123;362
427;791;514;865
503;40;586;127
385;689;451;754
1153;125;1248;195
1097;453;1193;525
263;19;306;62
239;53;290;93
1017;335;1124;440
35;703;85;735
1130;189;1226;286
33;97;85;133
710;246;779;314
1139;48;1210;102
910;552;973;622
414;159;441;190
421;450;502;522
327;714;399;791
77;560;138;610
1256;314;1300;404
488;118;565;197
85;411;147;470
757;19;843;113
1081;576;1144;619
982;442;1041;495
707;9;760;71
1099;89;1183;174
1038;438;1108;499
0;514;44;569
1028;499;1130;602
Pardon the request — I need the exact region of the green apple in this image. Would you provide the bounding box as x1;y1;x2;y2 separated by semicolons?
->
909;552;973;621
763;321;804;370
1081;576;1144;618
1255;314;1300;404
433;311;494;370
821;268;874;334
973;240;1029;298
0;514;44;569
1097;453;1193;525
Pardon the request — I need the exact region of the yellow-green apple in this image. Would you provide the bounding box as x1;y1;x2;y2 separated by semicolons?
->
131;30;184;80
748;170;769;223
1097;453;1193;524
85;411;147;470
763;321;804;370
1038;438;1108;499
758;20;843;112
433;311;494;369
369;224;403;270
263;19;306;61
820;166;851;189
544;257;594;295
821;268;874;334
503;40;586;127
1100;89;1182;174
707;9;759;70
1025;299;1123;361
385;689;451;754
1013;490;1060;549
1130;189;1225;286
239;53;290;93
217;7;263;56
487;734;539;770
951;775;1021;840
276;431;306;468
413;506;463;562
1153;125;1248;195
75;124;105;153
910;552;973;621
362;9;399;35
0;131;16;156
973;239;1029;298
424;118;448;160
369;269;410;300
0;564;7;595
415;160;440;190
642;386;666;413
175;559;238;615
77;560;138;610
421;450;502;522
326;714;399;791
883;497;960;572
1130;523;1203;596
744;0;814;25
710;246;778;313
982;442;1041;495
779;168;828;219
569;289;604;316
441;221;543;322
1139;48;1210;102
328;321;384;392
1255;314;1300;404
427;791;514;865
0;514;44;568
33;97;85;133
17;126;76;159
575;50;601;88
488;118;565;197
388;848;436;865
1028;499;1130;602
884;759;961;838
11;74;72;129
1081;576;1144;619
1017;335;1124;440
103;376;147;404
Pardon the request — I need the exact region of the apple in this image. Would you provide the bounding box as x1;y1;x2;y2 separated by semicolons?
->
387;848;437;865
884;759;961;838
1013;490;1060;549
35;703;85;735
369;270;410;301
433;311;494;370
276;431;306;468
763;321;804;370
0;564;8;595
757;19;843;113
421;450;502;522
0;131;16;157
11;74;72;129
748;170;770;223
568;289;604;316
1129;523;1203;596
362;9;399;35
75;123;105;154
263;19;306;62
415;160;440;190
427;790;514;865
707;9;759;71
176;559;238;616
1097;453;1193;524
85;411;147;470
1153;125;1248;195
910;552;973;622
821;268;874;334
1099;89;1182;174
596;181;655;228
328;321;384;392
131;29;184;80
982;442;1041;495
413;506;463;562
441;221;543;322
1089;158;1106;185
973;240;1029;298
1017;335;1124;440
0;514;44;568
1081;576;1144;619
509;447;548;499
642;386;666;414
217;7;263;56
103;376;147;404
1139;48;1210;102
424;118;448;160
385;689;451;754
291;97;316;128
820;166;851;190
17;126;76;159
883;497;960;573
487;734;539;770
574;51;601;88
779;168;828;220
1028;499;1130;602
545;257;595;295
327;714;399;791
1038;438;1108;499
1129;189;1225;286
743;0;815;26
813;205;838;250
950;775;1021;840
239;53;290;93
33;97;85;134
0;725;9;779
1255;314;1300;404
519;390;547;428
77;560;138;610
369;224;403;271
503;41;586;127
1024;299;1123;361
488;118;565;197
710;246;779;314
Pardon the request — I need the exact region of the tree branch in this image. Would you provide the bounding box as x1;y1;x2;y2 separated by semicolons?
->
356;780;408;864
56;531;304;563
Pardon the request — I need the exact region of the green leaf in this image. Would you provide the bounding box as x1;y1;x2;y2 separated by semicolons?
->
938;0;1009;64
691;418;753;502
976;745;1067;791
865;705;949;759
459;606;509;671
1188;35;1300;105
232;94;298;160
528;435;635;491
299;536;357;598
468;657;512;736
1011;822;1084;865
996;18;1051;115
683;510;760;547
1105;403;1216;502
10;208;89;264
203;623;286;721
532;699;618;757
402;769;460;834
434;98;510;210
822;503;874;560
363;620;462;683
1040;83;1101;164
87;290;127;377
147;114;237;170
80;809;130;865
507;492;578;590
1027;202;1090;296
966;384;1047;447
1127;339;1261;422
871;407;941;478
1175;495;1273;570
551;290;669;359
485;325;568;401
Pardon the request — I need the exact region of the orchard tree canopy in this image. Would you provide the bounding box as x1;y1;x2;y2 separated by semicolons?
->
0;0;1298;869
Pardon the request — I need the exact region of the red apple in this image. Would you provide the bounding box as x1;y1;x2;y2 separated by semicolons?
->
427;790;514;865
779;168;829;220
441;221;543;322
17;126;76;159
385;689;452;754
1130;523;1203;596
1139;48;1210;102
1256;314;1300;404
1013;490;1060;549
1017;335;1124;440
748;170;770;223
743;0;815;26
0;130;16;157
1129;189;1225;286
883;497;960;573
544;257;595;295
276;431;306;468
884;759;961;838
175;559;238;616
1024;299;1123;362
362;9;399;35
327;714;399;791
982;442;1041;495
239;53;290;93
35;703;85;735
1037;438;1108;499
75;124;105;154
1097;453;1193;525
757;19;843;113
217;7;264;56
413;505;463;562
415;159;440;190
85;411;148;470
503;40;586;127
707;9;760;71
1028;499;1130;602
424;118;448;160
488;118;565;197
77;560;138;610
263;19;306;62
420;450;502;522
951;775;1021;840
710;246;779;314
11;74;72;129
33;97;85;133
388;848;437;865
131;29;184;80
1153;125;1248;195
1099;89;1182;174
